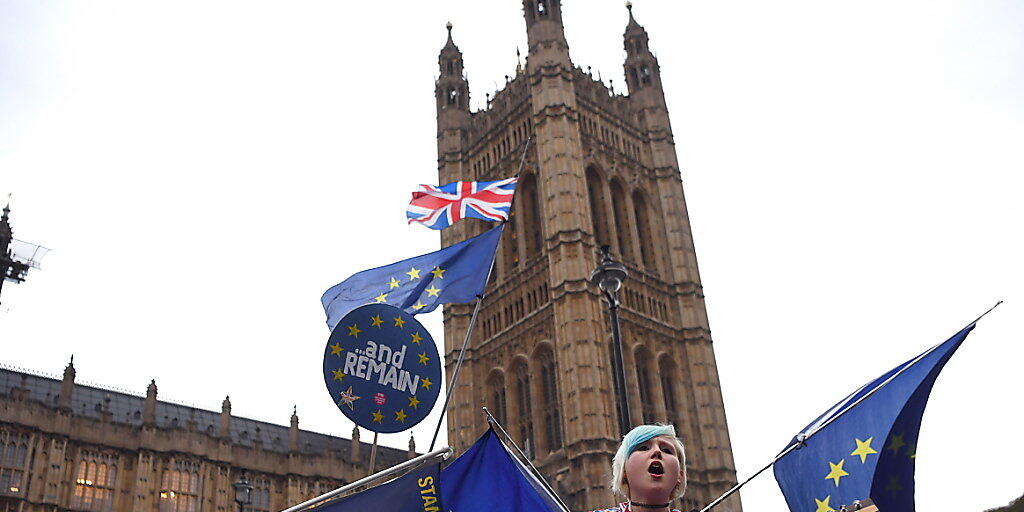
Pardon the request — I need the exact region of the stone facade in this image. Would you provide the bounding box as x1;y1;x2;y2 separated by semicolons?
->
436;2;741;511
0;362;409;512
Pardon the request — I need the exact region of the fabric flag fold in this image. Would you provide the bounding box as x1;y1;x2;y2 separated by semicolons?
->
321;225;503;331
773;323;976;512
309;461;441;512
407;177;517;230
441;428;567;512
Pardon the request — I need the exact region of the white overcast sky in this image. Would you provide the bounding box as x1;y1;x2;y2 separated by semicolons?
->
1;1;1021;510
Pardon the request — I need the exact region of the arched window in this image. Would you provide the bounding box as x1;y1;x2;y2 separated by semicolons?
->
632;190;657;271
635;348;656;423
502;207;520;273
512;360;535;458
72;451;118;512
519;174;543;256
609;179;634;261
487;370;507;426
251;476;272;512
0;432;29;498
585;167;610;246
659;356;680;429
159;460;201;512
537;347;563;452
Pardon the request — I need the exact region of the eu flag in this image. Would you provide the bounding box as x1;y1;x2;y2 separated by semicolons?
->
441;429;567;512
310;461;441;512
773;323;975;512
321;225;503;331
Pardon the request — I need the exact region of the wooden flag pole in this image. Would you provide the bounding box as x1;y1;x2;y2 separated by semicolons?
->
368;432;379;476
427;137;532;452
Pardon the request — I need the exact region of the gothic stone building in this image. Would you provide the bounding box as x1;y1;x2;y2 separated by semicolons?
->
0;361;409;512
436;2;741;511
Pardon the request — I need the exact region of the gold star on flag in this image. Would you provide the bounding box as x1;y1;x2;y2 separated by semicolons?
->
413;302;426;310
425;285;441;297
430;267;446;279
371;410;384;423
406;267;421;280
420;377;433;390
824;460;848;487
331;369;345;381
886;433;906;455
410;332;423;345
418;353;431;365
347;324;362;337
906;443;917;459
850;437;878;464
388;277;401;289
395;409;408;423
373;292;388;304
370;315;384;328
394;316;406;328
408;395;421;408
330;342;344;356
814;496;835;512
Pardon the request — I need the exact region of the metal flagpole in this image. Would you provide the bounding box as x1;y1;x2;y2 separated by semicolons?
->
427;136;533;452
279;447;452;512
482;407;572;512
697;301;1003;512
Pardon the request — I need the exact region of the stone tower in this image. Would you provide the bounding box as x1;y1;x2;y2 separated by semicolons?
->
435;3;741;511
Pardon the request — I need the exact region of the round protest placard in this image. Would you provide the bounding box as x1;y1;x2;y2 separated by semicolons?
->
322;303;441;433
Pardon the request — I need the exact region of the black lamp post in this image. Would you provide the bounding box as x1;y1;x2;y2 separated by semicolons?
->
232;472;253;512
590;245;631;437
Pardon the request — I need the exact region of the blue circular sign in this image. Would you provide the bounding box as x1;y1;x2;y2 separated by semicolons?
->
323;303;442;433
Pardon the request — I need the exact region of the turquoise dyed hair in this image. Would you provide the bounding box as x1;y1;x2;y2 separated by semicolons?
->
609;424;686;499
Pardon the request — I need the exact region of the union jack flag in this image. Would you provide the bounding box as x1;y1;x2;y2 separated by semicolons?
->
406;177;517;230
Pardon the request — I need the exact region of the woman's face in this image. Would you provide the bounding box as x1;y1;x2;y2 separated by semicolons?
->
623;435;684;502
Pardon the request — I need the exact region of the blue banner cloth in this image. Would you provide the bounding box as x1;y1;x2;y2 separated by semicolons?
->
773;323;976;512
321;225;503;331
310;461;441;512
442;429;564;512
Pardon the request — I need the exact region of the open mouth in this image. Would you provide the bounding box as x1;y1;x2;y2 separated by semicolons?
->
647;461;665;476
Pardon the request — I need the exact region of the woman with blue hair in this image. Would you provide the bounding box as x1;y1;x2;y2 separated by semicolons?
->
590;424;687;512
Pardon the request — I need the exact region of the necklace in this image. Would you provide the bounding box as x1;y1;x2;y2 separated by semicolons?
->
629;501;670;509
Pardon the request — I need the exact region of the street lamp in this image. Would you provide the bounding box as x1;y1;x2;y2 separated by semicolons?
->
232;471;253;512
590;245;631;437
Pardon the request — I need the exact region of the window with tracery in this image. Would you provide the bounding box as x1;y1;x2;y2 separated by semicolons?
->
610;179;634;261
635;349;656;423
71;451;118;511
586;167;610;247
487;371;507;426
519;174;543;256
538;348;563;451
0;431;29;498
659;357;680;428
513;362;534;458
633;190;657;271
158;460;202;512
251;477;271;512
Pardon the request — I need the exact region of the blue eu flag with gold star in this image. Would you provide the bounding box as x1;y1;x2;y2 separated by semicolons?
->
773;323;976;512
321;225;503;331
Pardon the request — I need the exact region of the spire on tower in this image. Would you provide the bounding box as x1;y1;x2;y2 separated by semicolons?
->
622;2;661;94
436;22;469;111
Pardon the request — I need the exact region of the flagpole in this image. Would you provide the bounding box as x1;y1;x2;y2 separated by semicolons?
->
697;301;1003;512
428;136;533;452
483;407;572;512
279;447;452;512
368;431;379;476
